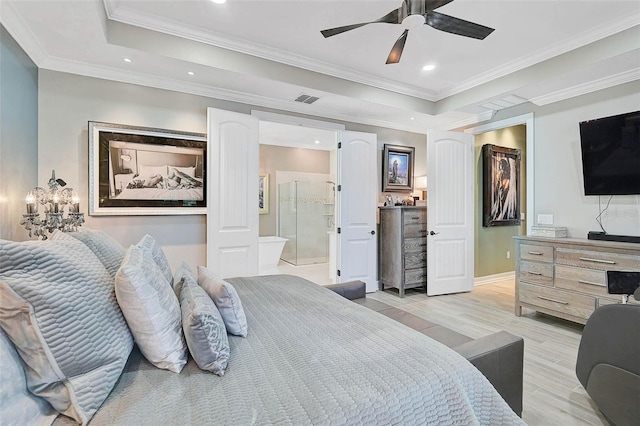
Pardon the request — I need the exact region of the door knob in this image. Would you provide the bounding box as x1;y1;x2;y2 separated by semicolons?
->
429;230;439;236
371;230;376;235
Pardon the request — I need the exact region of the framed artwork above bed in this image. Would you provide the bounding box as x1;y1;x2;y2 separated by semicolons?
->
89;122;207;216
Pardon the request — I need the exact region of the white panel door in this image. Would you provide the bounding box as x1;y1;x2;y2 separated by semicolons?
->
426;129;474;296
337;131;378;292
207;108;259;278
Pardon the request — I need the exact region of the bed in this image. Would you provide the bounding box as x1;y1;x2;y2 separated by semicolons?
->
114;164;203;201
51;274;523;425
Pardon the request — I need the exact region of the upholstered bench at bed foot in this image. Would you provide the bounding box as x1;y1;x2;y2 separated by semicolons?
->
324;281;366;300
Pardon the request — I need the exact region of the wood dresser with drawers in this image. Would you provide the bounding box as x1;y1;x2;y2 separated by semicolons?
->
514;236;640;324
379;206;427;297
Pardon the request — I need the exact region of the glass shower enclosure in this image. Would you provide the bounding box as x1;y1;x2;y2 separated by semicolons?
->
278;181;335;266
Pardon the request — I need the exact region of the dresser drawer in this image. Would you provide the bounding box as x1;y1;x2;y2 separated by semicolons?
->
555;265;608;297
405;268;427;285
404;223;427;238
556;248;640;271
520;244;553;263
519;261;553;286
405;251;426;269
519;282;595;320
404;237;427;253
403;209;426;225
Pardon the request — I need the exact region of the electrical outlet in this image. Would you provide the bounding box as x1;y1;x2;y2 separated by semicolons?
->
506;251;511;259
537;214;553;225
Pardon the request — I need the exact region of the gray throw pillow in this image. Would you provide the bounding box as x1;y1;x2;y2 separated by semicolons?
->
0;327;57;426
136;234;173;284
180;267;230;375
115;245;187;373
0;231;133;424
197;266;248;337
68;228;125;277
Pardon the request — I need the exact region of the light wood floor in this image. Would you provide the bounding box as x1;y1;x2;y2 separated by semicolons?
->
367;280;608;426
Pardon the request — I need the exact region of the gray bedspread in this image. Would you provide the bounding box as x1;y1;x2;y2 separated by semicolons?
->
54;274;523;425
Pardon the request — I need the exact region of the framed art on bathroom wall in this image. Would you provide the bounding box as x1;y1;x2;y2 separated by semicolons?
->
259;173;269;214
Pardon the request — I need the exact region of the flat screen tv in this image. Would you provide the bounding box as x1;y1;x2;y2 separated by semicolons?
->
579;110;640;195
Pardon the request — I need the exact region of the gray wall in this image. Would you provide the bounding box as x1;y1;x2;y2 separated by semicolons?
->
37;70;427;271
474;126;527;277
0;25;38;241
490;81;640;239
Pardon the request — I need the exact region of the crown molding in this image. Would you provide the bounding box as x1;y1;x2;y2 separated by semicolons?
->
103;1;439;102
0;1;47;66
529;68;640;106
41;56;462;134
445;110;495;131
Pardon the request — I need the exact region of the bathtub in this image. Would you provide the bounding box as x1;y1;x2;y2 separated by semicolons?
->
259;236;288;272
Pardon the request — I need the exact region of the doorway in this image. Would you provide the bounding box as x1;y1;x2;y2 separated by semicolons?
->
255;115;341;285
468;113;534;283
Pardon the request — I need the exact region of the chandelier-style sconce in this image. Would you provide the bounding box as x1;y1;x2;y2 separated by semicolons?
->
21;170;85;239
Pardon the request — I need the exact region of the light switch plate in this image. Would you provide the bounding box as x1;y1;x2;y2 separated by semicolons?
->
537;214;554;225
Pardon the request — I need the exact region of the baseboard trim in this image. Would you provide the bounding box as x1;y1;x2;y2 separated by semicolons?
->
474;271;515;286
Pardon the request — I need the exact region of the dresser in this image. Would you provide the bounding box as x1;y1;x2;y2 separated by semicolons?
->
514;236;640;324
379;206;427;297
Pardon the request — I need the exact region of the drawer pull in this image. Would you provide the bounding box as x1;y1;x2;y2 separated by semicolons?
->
579;257;615;265
527;271;543;276
578;279;605;287
411;216;420;220
528;251;543;255
537;295;569;305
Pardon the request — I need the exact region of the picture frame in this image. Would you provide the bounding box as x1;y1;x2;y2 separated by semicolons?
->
382;144;415;192
259;173;269;214
89;121;207;216
482;144;522;227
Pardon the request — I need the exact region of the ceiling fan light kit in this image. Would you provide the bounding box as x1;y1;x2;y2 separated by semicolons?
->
321;0;494;64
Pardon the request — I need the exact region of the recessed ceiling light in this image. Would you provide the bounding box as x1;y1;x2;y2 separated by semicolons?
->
410;117;415;120
314;140;320;144
187;71;194;76
123;58;132;63
422;64;435;71
211;0;226;4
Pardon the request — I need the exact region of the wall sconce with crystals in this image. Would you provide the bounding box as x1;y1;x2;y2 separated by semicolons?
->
21;170;84;239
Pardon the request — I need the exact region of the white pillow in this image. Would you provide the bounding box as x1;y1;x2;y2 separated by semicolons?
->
137;234;173;285
138;164;168;178
68;228;125;277
0;231;133;424
197;266;248;337
115;245;187;373
179;267;230;375
171;166;196;177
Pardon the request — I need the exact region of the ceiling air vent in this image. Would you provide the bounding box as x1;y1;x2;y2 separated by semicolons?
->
294;94;320;104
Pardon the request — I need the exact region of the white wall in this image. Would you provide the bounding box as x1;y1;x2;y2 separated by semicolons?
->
492;81;640;239
37;70;427;270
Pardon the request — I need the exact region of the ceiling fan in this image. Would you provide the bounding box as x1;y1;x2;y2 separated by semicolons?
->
321;0;495;64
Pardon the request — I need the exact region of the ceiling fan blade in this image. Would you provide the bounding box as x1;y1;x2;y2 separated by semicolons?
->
424;0;456;12
425;10;494;40
321;8;403;38
386;29;409;64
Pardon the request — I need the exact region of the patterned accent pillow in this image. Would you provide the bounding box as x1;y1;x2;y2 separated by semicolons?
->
0;327;57;426
173;262;194;297
68;228;125;277
136;234;173;284
0;231;133;424
180;267;230;375
197;266;248;337
115;245;187;373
